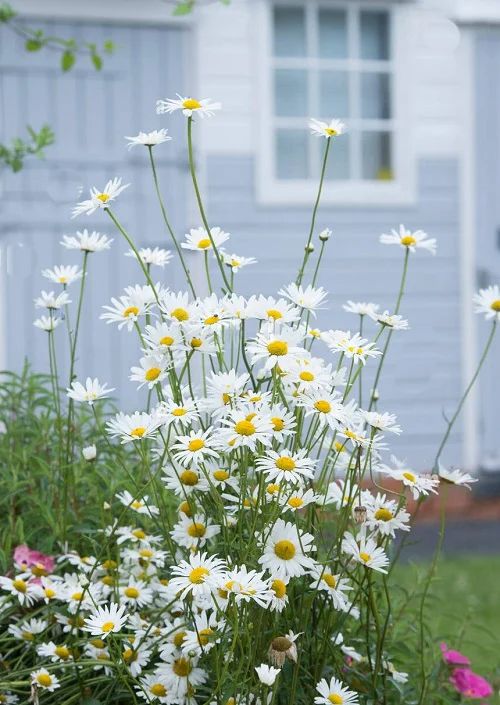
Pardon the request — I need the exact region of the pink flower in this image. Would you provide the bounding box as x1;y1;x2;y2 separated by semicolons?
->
440;642;471;666
13;545;55;577
450;668;493;699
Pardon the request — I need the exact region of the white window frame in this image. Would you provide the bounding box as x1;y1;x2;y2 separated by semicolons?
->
255;0;416;206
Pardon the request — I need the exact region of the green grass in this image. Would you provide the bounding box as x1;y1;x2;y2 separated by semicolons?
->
395;555;500;702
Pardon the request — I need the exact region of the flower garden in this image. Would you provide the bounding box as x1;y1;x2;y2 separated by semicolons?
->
0;96;499;704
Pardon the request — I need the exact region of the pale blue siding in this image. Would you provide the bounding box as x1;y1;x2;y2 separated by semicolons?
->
206;156;462;469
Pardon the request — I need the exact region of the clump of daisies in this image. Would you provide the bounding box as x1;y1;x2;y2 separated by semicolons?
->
6;95;495;705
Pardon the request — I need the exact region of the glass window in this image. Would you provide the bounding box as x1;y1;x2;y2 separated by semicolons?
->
319;71;349;118
274;69;308;117
360;11;390;60
318;9;348;59
361;73;391;120
361;131;392;180
273;6;307;57
276;129;309;179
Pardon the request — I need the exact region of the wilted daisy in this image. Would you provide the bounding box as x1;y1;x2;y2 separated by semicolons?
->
83;602;128;638
106;411;162;444
116;490;159;516
157;94;221;118
168;552;226;600
221;251;257;272
314;677;359;705
255;664;281;686
473;284;500;320
31;669;60;692
125;129;171;148
42;264;83;286
61;229;113;252
343;300;380;317
342;530;389;573
66;377;114;405
181;226;229;252
125;246;173;268
34;316;61;332
380;224;436;254
279;283;328;314
268;631;300;667
438;464;477;489
130;355;169;389
259;519;315;579
256;449;315;484
34;290;71;310
380;456;439;499
72;177;130;217
309;118;346;138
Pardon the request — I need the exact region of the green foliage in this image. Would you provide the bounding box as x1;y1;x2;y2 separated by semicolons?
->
173;0;230;15
0;124;54;172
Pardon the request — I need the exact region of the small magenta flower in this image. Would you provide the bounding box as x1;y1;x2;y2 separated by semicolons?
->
449;668;493;699
440;642;471;666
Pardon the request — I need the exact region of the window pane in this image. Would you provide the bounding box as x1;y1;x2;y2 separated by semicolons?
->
360;11;390;60
318;9;347;58
273;6;306;57
361;72;391;119
276;129;309;179
274;69;308;117
319;71;349;118
324;133;350;180
361;131;393;180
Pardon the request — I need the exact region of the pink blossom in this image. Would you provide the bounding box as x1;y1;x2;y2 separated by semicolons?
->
440;642;471;666
450;668;493;699
13;544;55;576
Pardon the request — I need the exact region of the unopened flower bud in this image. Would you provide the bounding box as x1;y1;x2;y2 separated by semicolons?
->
82;444;97;461
354;506;367;524
370;388;379;402
305;243;315;254
319;228;332;241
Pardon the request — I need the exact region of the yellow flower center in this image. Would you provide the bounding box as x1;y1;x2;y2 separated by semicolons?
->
187;522;206;538
96;193;110;203
36;673;53;687
173;657;192;677
132;529;146;539
204;314;219;325
267;309;283;320
403;471;416;483
271;578;287;598
130;427;146;438
123;648;137;663
288;497;304;508
188;438;205;452
183;98;202;110
323;573;337;588
190;337;202;348
374;508;394;522
334;441;345;453
131;500;143;510
179;500;191;516
145;367;161;381
180;469;199;486
123;306;139;318
267;340;288;356
274;539;296;560
55;645;70;660
198;627;213;646
103;559;117;570
400;235;416;246
31;563;48;577
139;548;153;558
213;469;229;481
22;631;34;641
150;683;167;697
324;127;338;137
299;370;315;382
309;328;321;338
189;566;209;584
328;695;343;704
171;307;189;321
172;407;187;417
490;300;500;311
124;587;140;599
91;639;105;648
271;416;284;431
71;591;83;601
102;621;115;632
359;552;371;564
197;238;212;249
275;455;296;472
13;579;27;593
173;631;187;648
44;587;56;599
267;483;280;494
160;335;174;346
314;400;331;414
234;420;256;436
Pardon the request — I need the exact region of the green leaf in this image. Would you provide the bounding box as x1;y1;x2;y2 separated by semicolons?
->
91;53;102;71
61;50;76;71
103;39;115;54
173;2;194;15
25;38;43;51
0;3;16;22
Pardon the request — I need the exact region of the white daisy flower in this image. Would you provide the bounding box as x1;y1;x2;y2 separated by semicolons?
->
280;487;318;512
322;329;381;365
156;94;221;118
372;310;409;330
362;493;411;538
157;651;208;698
247;324;304;372
343;300;380;317
116;490;159;516
321;480;360;509
0;574;41;605
256;449;315;484
130;355;169;389
125;129;171;148
283;356;333;393
246;295;300;325
181;226;229;252
269;577;289;613
473;284;500;320
379;224;436;255
160;291;196;323
309;566;352;612
315;676;359;705
170;514;220;550
361;410;402;435
34;316;61;332
217;407;274;451
380;456;439;500
299;388;346;430
36;641;73;663
122;644;152;677
72;177;130;217
61;229;113;252
8;617;48;642
119;580;154;609
255;664;281;686
221;251;257;272
341;530;389;573
143;321;184;354
34;290;71;310
217;565;272;608
309;118;346;138
258;518;315;579
114;526;161;546
162;465;209;497
168;552;226;601
181;612;224;656
42;264;83;286
31;669;60;692
101;292;153;331
82;444;97;461
125;246;173;267
106;411;163;444
279;283;328;314
83;602;128;638
204;369;250;414
171;429;218;468
0;692;18;704
66;377;114;405
135;674;171;703
438;464;477;489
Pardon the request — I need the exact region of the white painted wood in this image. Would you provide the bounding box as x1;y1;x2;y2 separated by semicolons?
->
14;0;193;24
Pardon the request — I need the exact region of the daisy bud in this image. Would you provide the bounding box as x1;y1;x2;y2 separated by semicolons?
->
305;243;315;253
354;506;367;524
82;444;97;461
255;663;281;686
371;387;379;401
319;228;332;241
103;501;111;510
